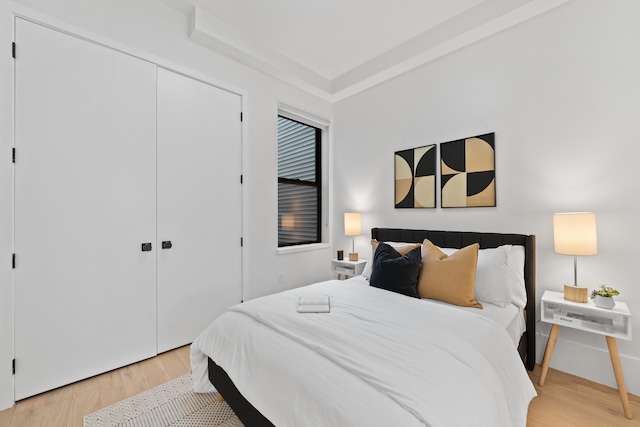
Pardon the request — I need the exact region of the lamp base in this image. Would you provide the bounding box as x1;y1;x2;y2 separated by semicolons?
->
348;252;359;261
564;284;588;303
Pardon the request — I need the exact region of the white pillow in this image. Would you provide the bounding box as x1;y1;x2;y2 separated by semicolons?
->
441;245;523;308
474;246;512;307
507;246;527;309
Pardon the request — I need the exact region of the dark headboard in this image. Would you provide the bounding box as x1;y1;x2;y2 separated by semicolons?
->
371;227;536;371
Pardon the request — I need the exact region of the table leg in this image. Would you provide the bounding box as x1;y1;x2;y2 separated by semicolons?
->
606;336;632;419
539;324;560;386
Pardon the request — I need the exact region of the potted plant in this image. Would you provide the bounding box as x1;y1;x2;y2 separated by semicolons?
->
591;285;619;309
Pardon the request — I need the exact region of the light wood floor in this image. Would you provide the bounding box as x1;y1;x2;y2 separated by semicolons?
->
527;364;640;426
0;345;191;427
1;347;639;426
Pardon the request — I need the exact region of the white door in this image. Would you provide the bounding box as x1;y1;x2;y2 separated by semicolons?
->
157;68;242;353
14;19;157;399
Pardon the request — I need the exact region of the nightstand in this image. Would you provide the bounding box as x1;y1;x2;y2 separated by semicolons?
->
539;290;633;419
331;259;366;280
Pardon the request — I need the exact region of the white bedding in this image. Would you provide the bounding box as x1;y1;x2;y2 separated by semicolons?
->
483;302;526;346
191;279;536;427
351;275;525;346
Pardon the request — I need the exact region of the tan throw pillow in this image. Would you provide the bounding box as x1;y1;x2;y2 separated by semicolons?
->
417;239;482;309
371;239;421;256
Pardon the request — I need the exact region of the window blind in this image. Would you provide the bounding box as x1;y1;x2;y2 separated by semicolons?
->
277;116;321;246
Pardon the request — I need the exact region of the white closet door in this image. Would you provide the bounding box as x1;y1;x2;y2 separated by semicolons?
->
157;68;242;353
14;19;157;399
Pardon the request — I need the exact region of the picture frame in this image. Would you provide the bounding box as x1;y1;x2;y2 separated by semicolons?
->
394;144;437;208
440;133;495;208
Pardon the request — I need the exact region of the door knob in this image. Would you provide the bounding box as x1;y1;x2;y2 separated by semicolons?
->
162;241;172;249
141;243;152;252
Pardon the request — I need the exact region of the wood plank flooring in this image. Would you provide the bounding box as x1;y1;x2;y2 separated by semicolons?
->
528;364;640;426
0;345;191;427
1;347;639;426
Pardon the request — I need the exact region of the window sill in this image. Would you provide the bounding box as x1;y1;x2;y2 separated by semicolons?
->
277;243;330;255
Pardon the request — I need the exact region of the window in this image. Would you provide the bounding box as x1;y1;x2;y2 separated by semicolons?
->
277;115;321;247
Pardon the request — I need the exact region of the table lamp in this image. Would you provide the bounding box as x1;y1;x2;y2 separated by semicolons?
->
553;212;597;303
344;212;362;261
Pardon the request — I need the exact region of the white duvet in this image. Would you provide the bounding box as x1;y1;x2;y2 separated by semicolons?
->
191;279;536;427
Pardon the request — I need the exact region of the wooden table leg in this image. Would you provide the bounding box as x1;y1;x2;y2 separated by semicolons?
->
606;336;632;419
539;324;560;386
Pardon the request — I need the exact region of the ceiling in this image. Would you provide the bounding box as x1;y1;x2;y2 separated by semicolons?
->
158;0;569;102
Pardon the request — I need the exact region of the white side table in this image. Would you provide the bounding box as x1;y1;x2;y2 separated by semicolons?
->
539;290;632;419
331;259;366;280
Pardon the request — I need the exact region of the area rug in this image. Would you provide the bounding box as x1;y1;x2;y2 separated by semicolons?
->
83;374;243;427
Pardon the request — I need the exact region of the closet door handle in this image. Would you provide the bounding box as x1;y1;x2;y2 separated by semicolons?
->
162;241;172;249
141;243;152;252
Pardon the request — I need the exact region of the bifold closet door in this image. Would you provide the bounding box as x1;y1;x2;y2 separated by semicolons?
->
157;68;242;353
14;19;157;399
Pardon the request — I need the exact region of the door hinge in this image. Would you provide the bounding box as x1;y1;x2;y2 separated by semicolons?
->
12;147;15;163
240;112;243;122
240;237;243;247
12;42;15;59
12;253;15;269
240;174;243;184
12;359;15;375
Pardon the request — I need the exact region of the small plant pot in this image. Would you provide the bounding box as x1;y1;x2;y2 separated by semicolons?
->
594;295;615;309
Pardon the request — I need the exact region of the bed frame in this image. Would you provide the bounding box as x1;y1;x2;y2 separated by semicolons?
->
370;228;536;371
208;228;536;426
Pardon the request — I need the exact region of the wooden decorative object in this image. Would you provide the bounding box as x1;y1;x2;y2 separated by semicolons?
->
348;252;359;261
564;284;588;303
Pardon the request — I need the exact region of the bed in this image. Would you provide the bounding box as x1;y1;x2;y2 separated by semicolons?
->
191;228;537;426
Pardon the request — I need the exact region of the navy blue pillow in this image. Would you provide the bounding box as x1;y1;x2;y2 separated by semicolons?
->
369;243;421;298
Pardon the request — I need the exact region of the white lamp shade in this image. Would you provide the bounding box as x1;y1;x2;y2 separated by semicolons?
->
553;212;597;256
344;212;362;236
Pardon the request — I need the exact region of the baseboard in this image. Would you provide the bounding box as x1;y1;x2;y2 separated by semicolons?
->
536;330;640;397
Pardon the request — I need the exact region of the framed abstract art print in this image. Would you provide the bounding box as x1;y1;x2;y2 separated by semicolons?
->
395;144;436;208
440;133;495;208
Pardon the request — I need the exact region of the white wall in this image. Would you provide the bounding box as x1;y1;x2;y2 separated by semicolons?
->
333;0;640;395
0;0;332;410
